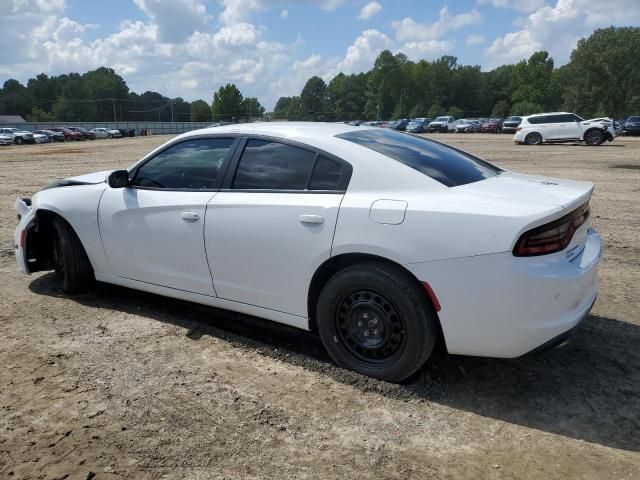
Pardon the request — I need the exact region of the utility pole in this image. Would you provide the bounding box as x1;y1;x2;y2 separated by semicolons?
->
170;99;174;122
112;98;117;122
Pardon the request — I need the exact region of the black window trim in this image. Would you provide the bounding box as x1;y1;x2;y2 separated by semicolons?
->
219;134;353;194
126;134;243;192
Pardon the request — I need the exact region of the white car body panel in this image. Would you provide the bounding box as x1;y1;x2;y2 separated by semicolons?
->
205;192;342;317
14;122;603;359
98;188;218;296
514;112;614;144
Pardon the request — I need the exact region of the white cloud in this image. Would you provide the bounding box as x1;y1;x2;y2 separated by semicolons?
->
466;33;486;46
280;9;288;18
392;7;483;43
335;29;393;74
484;0;640;67
358;1;381;20
134;0;210;42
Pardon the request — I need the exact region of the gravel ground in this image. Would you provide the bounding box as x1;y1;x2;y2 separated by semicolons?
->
0;133;639;479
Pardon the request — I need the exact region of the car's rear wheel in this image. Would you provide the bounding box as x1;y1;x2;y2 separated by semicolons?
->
15;137;23;145
524;132;543;145
317;262;438;382
584;129;604;146
52;217;94;294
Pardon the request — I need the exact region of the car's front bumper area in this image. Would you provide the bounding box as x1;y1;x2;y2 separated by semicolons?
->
14;197;36;274
405;227;602;358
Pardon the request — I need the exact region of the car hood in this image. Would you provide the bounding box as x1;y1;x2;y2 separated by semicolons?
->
455;172;593;210
42;170;113;190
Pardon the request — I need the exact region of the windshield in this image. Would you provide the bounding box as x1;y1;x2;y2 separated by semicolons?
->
336;129;501;187
434;117;449;122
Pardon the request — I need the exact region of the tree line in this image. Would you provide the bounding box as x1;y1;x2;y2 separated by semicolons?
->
0;67;265;123
1;27;638;123
274;27;640;121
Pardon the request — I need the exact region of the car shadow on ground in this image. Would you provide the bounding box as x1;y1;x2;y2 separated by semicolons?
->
30;274;640;453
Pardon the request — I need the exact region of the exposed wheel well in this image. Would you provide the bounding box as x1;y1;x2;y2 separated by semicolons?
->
583;127;604;140
307;252;446;351
26;210;71;273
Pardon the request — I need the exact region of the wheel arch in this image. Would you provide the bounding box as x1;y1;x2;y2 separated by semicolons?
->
27;209;89;273
307;252;446;350
583;127;604;143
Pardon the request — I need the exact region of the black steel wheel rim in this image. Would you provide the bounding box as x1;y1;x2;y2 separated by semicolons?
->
335;290;405;363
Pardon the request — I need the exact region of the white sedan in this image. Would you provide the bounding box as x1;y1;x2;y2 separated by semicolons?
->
14;123;602;381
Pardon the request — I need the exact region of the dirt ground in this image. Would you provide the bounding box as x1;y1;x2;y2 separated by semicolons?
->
1;132;639;479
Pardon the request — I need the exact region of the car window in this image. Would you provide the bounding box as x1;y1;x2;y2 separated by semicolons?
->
233;139;317;190
336;129;501;188
627;116;640;122
527;116;544;124
556;114;577;122
134;138;234;189
309;155;343;190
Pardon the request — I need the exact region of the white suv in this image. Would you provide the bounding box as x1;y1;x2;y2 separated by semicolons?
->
514;112;614;146
428;116;456;133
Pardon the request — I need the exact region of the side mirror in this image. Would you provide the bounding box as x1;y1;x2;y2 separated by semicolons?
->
107;170;130;188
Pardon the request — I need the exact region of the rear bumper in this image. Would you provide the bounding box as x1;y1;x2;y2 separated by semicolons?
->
405;227;602;358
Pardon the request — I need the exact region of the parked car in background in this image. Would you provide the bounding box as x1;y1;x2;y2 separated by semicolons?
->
91;128;113;139
0;133;12;146
0;127;35;145
109;128;123;138
34;130;65;142
405;118;431;133
32;132;50;144
455;119;476;133
68;127;96;140
514;112;614;146
481;118;503;133
501;116;522;134
48;127;83;141
428;116;456;132
388;119;409;131
622;116;640;136
14;122;602;382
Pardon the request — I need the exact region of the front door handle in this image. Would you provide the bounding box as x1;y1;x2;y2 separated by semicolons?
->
299;214;324;225
181;211;200;222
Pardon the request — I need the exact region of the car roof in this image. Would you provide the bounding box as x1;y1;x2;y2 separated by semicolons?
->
178;121;366;142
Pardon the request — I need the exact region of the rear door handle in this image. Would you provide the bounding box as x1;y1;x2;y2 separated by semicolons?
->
299;214;324;225
181;211;200;221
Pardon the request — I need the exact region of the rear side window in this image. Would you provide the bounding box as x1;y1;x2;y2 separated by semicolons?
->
134;138;234;189
336;129;501;187
310;156;342;190
233;140;316;190
527;116;544;124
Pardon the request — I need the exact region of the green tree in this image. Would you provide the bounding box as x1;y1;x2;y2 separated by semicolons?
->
510;51;556;110
212;84;244;123
562;27;640;117
447;106;464;118
27;107;55;122
510;101;544;116
491;100;510;117
300;76;327;120
428;103;445;119
82;67;129;121
190;99;211;122
242;97;265;120
0;79;31;117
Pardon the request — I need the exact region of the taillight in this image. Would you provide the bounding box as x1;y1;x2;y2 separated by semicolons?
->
516;127;523;132
513;202;590;256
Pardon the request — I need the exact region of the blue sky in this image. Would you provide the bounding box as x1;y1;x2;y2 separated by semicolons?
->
1;0;639;110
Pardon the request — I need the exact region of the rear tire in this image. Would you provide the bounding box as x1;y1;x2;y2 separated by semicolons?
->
15;137;23;145
525;132;543;145
584;129;604;146
317;261;438;382
52;217;94;294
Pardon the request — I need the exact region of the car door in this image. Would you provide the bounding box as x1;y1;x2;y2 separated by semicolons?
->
552;114;581;139
205;137;351;317
98;136;239;296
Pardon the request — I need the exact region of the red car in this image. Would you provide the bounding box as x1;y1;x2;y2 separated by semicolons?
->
48;127;84;141
481;119;504;133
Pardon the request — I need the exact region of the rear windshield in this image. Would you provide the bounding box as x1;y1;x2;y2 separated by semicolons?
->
336;129;501;187
628;116;640;122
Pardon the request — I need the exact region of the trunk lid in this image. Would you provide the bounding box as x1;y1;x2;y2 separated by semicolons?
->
456;172;593;210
